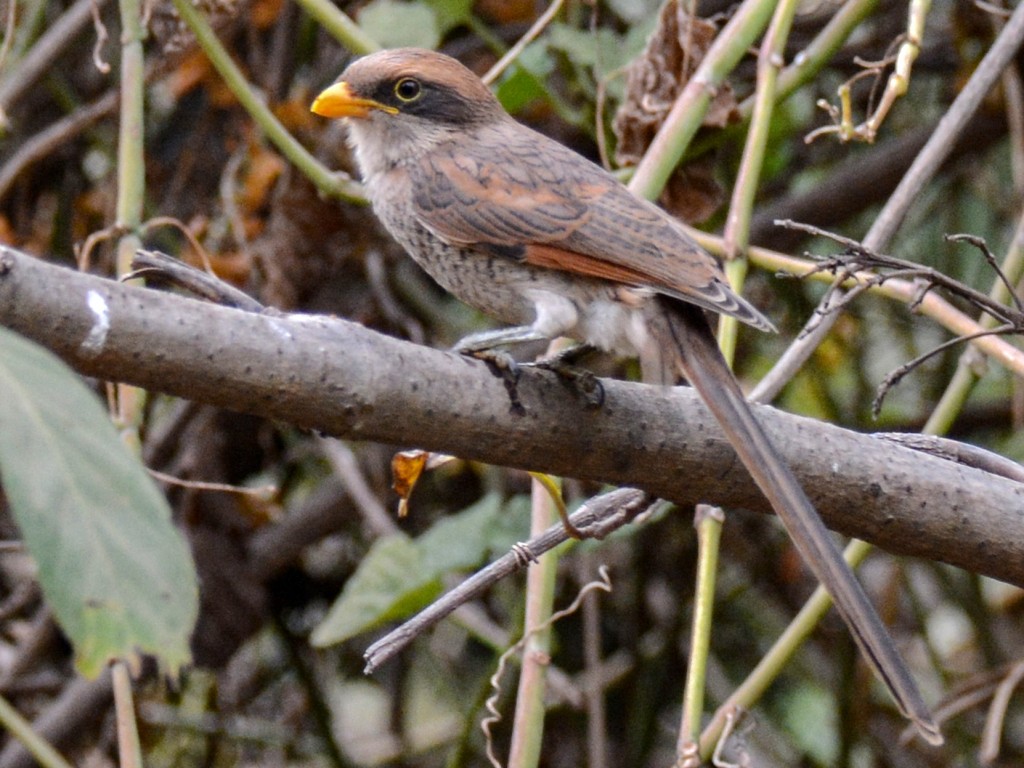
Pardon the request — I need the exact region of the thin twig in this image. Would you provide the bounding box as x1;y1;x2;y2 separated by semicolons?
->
127;250;265;311
777;220;1024;326
147;468;277;498
481;0;565;86
979;660;1024;763
363;489;658;673
873;325;1018;415
946;234;1024;312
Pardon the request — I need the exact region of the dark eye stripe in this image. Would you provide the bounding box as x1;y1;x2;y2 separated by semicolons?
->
368;79;485;126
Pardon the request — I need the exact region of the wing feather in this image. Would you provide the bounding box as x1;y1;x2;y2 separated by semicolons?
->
409;119;773;330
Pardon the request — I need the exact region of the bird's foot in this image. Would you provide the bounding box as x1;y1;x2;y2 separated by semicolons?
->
462;347;525;416
453;326;547;416
527;344;604;408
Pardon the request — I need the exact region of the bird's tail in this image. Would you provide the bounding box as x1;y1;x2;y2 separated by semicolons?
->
650;298;942;746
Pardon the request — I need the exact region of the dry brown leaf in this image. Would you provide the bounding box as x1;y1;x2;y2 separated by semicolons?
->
392;450;428;518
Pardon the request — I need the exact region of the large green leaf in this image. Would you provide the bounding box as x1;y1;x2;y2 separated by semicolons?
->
0;327;197;677
311;534;442;647
312;493;527;646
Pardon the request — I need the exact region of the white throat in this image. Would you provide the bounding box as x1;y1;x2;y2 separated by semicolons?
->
346;114;455;183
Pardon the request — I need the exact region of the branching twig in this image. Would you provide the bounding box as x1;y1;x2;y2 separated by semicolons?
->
777;221;1024;327
773;221;1024;412
947;234;1024;312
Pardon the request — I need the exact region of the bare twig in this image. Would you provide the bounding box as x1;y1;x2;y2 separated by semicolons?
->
980;660;1024;764
873;326;1018;415
481;0;566;85
363;489;657;673
127;250;264;311
946;234;1024;312
770;221;1024;412
146;468;277;498
776;221;1024;327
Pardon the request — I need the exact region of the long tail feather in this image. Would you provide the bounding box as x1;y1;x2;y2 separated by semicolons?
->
657;299;942;746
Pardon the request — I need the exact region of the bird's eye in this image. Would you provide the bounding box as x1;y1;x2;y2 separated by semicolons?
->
394;77;422;102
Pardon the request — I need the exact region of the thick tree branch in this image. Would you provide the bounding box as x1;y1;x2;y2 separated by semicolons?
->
2;245;1023;585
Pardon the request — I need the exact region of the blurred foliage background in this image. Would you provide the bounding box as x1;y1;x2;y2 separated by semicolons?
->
0;0;1023;765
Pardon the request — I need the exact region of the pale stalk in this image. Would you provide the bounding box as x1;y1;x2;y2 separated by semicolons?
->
112;662;142;768
506;476;561;768
678;506;724;753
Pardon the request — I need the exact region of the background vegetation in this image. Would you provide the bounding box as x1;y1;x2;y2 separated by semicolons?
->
0;0;1023;765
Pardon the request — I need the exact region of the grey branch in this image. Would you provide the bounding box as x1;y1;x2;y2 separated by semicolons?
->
2;245;1024;586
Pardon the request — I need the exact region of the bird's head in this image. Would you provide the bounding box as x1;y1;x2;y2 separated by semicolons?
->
311;48;504;176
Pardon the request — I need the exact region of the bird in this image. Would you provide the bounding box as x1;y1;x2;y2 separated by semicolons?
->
311;47;942;745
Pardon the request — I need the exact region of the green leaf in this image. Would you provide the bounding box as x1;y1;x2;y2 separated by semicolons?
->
422;0;472;35
778;683;839;764
358;0;440;50
416;493;502;573
0;327;197;678
495;42;554;115
311;534;442;646
312;493;530;646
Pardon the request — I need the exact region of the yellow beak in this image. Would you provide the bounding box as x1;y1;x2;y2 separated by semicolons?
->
310;81;398;119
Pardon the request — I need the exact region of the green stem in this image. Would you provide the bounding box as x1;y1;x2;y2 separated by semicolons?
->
115;0;146;433
171;0;365;203
679;507;724;748
717;0;799;362
724;0;799;261
0;693;75;768
716;259;748;366
699;539;873;758
292;0;379;54
627;0;776;201
115;0;145;237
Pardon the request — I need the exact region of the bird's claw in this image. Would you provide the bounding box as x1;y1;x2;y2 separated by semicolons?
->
464;347;525;415
527;345;605;408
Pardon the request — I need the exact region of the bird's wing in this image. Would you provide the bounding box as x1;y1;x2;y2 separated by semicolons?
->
408;122;772;331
